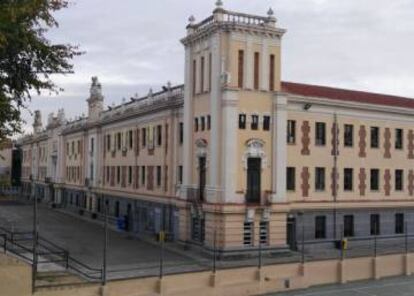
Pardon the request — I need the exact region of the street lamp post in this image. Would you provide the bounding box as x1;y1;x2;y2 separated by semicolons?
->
102;196;108;286
31;177;38;293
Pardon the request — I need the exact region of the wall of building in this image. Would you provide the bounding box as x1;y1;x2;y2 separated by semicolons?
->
1;251;412;296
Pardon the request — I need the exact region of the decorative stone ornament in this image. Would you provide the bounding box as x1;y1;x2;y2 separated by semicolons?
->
267;7;274;17
188;15;195;25
215;0;223;8
242;138;268;170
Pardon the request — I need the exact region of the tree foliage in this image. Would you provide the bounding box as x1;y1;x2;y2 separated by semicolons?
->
0;0;81;140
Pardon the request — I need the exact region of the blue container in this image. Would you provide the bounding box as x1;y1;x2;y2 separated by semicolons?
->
117;217;126;230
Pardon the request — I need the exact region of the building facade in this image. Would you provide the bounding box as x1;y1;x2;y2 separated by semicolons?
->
17;3;414;255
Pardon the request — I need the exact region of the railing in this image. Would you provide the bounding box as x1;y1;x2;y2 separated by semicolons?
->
0;227;103;284
192;10;273;33
222;10;270;26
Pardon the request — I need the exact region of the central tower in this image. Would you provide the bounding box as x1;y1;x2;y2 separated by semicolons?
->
180;1;287;253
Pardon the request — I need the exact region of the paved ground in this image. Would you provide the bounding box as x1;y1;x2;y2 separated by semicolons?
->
267;276;414;296
0;199;205;279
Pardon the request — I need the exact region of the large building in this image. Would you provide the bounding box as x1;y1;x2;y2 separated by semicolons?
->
18;2;414;255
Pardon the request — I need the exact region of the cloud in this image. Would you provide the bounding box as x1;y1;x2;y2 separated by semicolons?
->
24;0;414;133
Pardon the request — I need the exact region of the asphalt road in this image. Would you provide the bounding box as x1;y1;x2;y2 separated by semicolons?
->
268;276;414;296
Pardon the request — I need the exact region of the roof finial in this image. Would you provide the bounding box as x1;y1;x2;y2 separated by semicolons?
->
267;7;274;17
188;15;195;25
216;0;223;8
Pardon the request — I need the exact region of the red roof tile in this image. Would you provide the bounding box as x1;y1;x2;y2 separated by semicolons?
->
281;81;414;109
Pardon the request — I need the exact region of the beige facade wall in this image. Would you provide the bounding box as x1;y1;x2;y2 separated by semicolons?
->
286;102;414;206
2;251;413;296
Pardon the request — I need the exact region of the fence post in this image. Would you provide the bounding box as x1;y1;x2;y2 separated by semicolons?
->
301;218;305;264
258;241;262;269
159;232;164;279
340;225;344;261
65;251;69;270
405;222;408;254
102;198;108;286
213;229;217;274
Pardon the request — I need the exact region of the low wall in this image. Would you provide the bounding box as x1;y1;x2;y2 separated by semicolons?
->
0;253;31;296
2;252;414;296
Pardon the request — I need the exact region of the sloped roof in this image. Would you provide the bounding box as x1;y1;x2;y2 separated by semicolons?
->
281;81;414;109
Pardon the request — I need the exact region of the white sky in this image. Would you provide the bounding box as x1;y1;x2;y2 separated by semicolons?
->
24;0;414;133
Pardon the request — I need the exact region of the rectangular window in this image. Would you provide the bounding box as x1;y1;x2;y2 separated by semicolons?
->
157;125;162;146
344;168;353;191
238;50;244;88
192;59;197;95
179;122;184;144
254;52;260;90
178;165;183;184
128;130;133;149
315;167;325;191
141;166;146;186
90;138;95;153
395;129;403;149
243;222;253;246
344;124;354;147
251;115;259;130
263;116;270;131
128;166;132;185
269;54;275;91
194;118;199;132
156;166;162;187
370;127;379;148
370;169;380;191
201;117;205;131
315;122;326;146
395;213;404;234
117;166;121;184
287;120;296;144
142;128;146;147
395;169;404;191
106;167;110;183
200;56;205;93
315;216;326;239
370;214;380;235
239;114;246;129
287;167;296;191
117;133;122;150
259;221;269;245
343;215;354;237
207;115;211;130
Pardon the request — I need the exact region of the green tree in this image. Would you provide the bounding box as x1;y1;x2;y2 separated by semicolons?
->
0;0;81;140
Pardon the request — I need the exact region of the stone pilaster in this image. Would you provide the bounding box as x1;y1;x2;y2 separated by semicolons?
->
272;93;287;202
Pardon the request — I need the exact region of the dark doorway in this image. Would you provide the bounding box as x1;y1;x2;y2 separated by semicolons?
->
246;158;261;203
287;217;297;250
125;203;132;231
198;157;206;201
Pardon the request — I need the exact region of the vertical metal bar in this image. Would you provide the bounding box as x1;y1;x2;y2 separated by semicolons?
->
159;234;164;279
32;184;38;294
340;225;344;261
213;229;217;274
258;241;262;269
405;221;408;254
301;216;305;264
65;251;69;270
374;224;377;258
102;197;108;286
